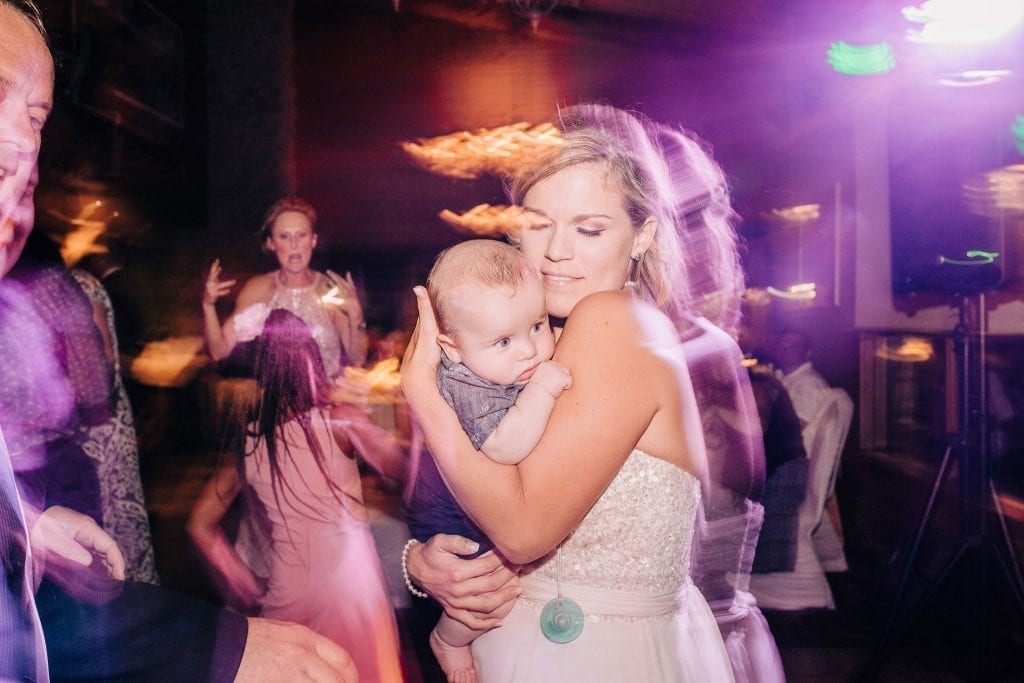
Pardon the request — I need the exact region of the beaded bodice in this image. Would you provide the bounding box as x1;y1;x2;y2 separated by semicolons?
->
267;271;344;378
528;450;700;594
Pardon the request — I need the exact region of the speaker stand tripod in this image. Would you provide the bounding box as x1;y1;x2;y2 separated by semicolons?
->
865;292;1024;678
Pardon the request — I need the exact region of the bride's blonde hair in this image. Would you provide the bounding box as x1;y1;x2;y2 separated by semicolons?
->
508;104;744;337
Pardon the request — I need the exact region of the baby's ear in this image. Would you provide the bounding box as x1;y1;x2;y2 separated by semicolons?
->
436;333;462;363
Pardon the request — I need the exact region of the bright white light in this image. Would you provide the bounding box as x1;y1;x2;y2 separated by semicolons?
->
937;69;1012;86
766;283;817;300
903;0;1024;44
769;203;821;224
321;286;346;306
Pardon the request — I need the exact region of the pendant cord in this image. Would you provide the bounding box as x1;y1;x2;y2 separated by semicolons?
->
555;543;563;600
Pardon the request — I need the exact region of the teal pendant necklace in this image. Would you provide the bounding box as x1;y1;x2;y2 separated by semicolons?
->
540;544;584;643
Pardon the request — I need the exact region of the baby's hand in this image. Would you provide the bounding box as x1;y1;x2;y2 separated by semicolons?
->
531;360;572;398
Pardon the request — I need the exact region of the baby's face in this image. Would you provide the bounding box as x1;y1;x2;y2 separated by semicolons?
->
445;274;554;385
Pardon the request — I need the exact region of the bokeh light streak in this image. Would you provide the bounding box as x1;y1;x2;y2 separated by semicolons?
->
401;122;562;180
768;203;821;224
321;287;346;306
438;203;528;237
876;336;935;362
766;283;817;300
937;69;1012;87
56;195;117;266
827;41;896;76
963;164;1024;215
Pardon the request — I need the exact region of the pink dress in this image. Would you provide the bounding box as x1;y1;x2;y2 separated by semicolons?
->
244;409;402;682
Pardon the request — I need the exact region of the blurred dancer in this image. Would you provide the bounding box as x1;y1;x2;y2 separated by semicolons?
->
1;2;356;679
72;265;160;584
6;220;111;525
190;309;405;682
203;197;368;376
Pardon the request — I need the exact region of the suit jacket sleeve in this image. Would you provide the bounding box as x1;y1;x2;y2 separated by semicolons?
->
35;578;248;682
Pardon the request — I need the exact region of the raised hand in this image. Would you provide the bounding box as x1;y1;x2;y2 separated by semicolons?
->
203;259;237;307
324;270;362;316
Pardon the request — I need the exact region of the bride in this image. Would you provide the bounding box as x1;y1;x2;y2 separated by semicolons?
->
402;104;740;681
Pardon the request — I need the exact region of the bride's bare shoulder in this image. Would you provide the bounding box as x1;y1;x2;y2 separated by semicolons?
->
563;289;651;326
567;290;675;340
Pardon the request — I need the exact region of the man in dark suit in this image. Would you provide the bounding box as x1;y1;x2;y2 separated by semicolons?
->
0;2;357;680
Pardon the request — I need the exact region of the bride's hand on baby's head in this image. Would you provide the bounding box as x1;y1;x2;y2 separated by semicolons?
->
401;286;442;398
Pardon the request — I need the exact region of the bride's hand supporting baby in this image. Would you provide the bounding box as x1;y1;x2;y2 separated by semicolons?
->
407;534;521;630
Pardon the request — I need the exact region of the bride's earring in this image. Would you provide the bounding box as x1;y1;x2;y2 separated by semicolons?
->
624;251;646;289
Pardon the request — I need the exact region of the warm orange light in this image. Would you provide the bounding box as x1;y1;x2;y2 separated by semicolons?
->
876;337;934;362
402;122;562;180
52;196;113;266
438;203;529;238
131;336;206;387
768;204;821;224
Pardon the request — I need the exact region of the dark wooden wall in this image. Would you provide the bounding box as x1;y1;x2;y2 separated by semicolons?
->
290;1;858;334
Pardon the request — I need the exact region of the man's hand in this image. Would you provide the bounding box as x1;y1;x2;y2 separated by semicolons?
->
31;505;125;581
236;619;359;682
407;534;520;630
529;360;572;399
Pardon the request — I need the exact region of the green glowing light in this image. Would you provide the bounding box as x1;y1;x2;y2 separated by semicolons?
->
938;250;999;266
827;41;896;76
1013;115;1024;154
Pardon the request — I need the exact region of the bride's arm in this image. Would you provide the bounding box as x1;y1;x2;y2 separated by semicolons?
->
403;287;674;564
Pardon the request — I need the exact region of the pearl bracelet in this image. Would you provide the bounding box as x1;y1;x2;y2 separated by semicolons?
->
402;538;429;599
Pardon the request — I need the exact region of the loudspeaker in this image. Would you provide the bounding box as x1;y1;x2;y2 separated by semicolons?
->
889;76;1021;297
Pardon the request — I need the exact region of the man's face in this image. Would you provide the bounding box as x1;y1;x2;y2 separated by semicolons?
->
0;4;53;278
773;331;809;374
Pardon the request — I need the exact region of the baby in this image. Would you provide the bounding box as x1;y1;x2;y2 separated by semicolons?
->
405;239;571;682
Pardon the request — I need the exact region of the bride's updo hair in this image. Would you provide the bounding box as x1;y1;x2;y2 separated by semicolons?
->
508;104;744;337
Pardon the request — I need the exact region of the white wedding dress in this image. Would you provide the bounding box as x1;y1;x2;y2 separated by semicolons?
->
472;450;735;682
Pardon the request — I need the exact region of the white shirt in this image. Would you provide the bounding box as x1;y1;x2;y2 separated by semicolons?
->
778;361;830;428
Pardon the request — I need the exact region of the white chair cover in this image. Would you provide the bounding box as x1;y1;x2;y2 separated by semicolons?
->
749;387;853;610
